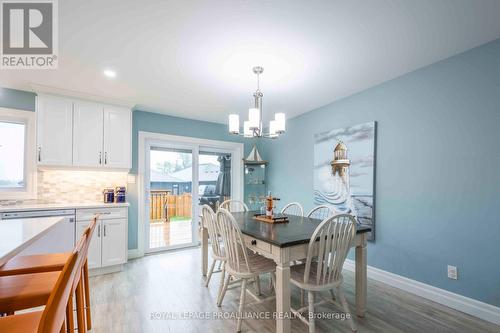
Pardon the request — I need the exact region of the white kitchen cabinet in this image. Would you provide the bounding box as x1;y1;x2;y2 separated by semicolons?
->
101;218;127;266
77;221;101;269
76;207;128;271
73;100;104;167
35;94;131;169
103;106;131;168
36;94;73;166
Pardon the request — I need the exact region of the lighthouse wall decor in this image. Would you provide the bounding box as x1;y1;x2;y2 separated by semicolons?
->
313;121;376;241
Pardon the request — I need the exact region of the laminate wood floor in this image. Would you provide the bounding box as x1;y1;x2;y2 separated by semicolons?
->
89;248;499;333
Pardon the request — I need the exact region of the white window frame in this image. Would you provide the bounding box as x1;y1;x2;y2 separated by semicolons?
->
0;108;37;200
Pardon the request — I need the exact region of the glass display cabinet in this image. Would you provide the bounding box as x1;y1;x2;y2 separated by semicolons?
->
243;145;268;211
244;161;267;211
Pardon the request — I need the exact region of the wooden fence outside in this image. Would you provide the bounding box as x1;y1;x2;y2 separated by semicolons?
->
150;190;192;222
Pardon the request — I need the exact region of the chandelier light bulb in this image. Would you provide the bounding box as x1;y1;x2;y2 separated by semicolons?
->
243;121;253;137
248;108;260;130
275;113;286;133
228;114;240;134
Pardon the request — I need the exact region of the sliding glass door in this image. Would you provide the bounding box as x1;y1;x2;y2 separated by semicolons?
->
147;146;195;252
198;150;232;212
144;140;238;253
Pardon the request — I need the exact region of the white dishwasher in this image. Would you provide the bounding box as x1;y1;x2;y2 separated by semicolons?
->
0;209;76;255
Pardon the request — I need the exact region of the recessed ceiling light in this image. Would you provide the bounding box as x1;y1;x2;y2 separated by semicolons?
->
103;69;116;78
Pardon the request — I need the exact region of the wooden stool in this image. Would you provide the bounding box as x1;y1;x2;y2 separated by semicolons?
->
0;235;83;333
0;218;96;331
0;252;71;276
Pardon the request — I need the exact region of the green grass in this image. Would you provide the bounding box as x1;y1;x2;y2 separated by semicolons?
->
169;216;191;222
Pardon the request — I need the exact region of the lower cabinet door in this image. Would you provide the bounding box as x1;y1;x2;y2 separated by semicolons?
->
77;220;102;269
101;218;127;267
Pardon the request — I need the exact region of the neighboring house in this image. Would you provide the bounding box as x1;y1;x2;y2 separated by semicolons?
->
150;163;220;194
150;170;189;194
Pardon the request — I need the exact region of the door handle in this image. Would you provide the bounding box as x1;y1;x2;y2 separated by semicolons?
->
104;152;108;164
37;146;41;162
99;151;102;164
104;224;107;237
98;225;101;237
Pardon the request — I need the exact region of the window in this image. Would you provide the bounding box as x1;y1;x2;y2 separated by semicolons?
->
0;108;36;199
0;122;25;188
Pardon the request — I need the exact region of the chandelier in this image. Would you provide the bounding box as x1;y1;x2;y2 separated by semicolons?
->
228;66;286;139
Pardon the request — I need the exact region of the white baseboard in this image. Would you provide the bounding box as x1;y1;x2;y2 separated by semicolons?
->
343;259;500;326
128;248;142;259
88;264;123;277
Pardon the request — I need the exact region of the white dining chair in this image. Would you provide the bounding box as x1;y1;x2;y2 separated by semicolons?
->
219;199;263;296
306;205;333;220
201;205;227;303
281;202;304;216
290;214;357;333
216;208;277;332
220;199;249;212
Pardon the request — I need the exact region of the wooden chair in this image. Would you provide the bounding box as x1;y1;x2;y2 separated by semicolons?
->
216;208;276;332
0;217;97;329
281;202;304;216
68;218;97;333
306;205;333;220
220;199;249;212
0;237;83;333
290;214;357;333
0;218;97;332
201;205;226;302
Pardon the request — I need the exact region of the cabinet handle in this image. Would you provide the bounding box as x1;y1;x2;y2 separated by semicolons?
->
37;146;41;162
104;224;107;237
98;225;101;237
104;152;108;164
99;151;102;164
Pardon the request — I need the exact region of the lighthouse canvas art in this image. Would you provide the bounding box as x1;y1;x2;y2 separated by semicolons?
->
313;121;376;240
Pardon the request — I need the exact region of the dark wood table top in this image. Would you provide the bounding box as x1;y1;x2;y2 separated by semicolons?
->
232;211;371;248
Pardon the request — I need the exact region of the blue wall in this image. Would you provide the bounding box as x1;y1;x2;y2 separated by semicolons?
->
262;39;500;306
0;87;36;111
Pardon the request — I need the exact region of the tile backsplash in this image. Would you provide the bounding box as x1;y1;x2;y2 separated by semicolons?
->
37;170;128;203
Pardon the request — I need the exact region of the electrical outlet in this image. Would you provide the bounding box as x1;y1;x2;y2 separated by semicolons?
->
447;265;458;280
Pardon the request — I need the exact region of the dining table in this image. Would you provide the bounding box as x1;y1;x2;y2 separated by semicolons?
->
200;211;371;333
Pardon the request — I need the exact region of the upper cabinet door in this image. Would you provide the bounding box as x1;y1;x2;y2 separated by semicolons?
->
37;94;73;166
103;106;131;169
73;100;104;167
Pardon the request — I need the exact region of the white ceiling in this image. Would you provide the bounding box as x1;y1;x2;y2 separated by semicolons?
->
2;0;500;123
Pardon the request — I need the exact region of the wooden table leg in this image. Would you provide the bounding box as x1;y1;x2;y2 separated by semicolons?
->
355;233;367;317
201;226;208;276
275;259;291;333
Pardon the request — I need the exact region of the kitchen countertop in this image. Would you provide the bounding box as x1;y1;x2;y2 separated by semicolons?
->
0;201;130;213
0;216;64;266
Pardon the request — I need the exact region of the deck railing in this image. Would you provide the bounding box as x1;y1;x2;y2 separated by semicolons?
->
150;190;192;222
